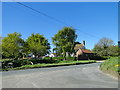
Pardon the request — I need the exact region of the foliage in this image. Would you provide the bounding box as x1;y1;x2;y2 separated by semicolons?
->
52;27;77;59
21;42;30;58
97;37;114;47
43;57;64;60
2;32;24;59
107;45;119;56
1;57;74;69
100;57;120;76
92;37;118;56
1;55;97;70
52;48;58;53
26;33;50;57
2;60;96;71
43;57;75;60
0;59;11;62
88;54;107;60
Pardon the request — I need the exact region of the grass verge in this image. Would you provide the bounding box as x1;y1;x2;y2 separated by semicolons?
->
100;57;120;78
2;60;96;71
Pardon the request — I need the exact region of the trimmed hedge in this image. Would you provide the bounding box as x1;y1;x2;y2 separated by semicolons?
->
2;60;96;71
2;59;61;69
43;57;75;60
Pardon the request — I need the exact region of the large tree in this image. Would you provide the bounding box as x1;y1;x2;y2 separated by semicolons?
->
26;33;50;58
107;45;118;56
2;32;24;59
20;42;30;59
92;37;115;56
52;27;77;59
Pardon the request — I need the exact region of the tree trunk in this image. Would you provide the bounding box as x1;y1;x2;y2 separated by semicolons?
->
64;56;66;60
50;57;52;60
63;52;66;60
68;52;71;57
74;57;77;61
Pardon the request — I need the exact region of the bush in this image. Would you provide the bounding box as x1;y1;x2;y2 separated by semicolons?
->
43;57;75;60
13;60;22;67
2;60;13;69
100;57;120;76
1;56;91;70
43;57;64;60
89;55;107;60
4;60;96;71
66;57;75;60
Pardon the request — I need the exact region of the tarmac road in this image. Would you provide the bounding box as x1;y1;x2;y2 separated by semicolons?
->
2;62;118;88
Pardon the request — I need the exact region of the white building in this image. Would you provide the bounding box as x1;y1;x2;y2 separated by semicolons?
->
49;53;56;57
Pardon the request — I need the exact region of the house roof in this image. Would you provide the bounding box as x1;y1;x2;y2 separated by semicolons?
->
81;49;93;53
74;44;84;50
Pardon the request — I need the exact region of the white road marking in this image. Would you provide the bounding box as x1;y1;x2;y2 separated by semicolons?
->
32;82;39;88
83;68;86;69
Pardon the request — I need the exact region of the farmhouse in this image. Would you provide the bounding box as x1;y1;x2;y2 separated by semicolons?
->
74;41;93;60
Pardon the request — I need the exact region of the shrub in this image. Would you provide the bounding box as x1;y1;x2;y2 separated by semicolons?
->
100;57;119;76
12;60;22;67
89;55;107;60
43;57;75;60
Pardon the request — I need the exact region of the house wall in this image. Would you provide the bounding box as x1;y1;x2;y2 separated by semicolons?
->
78;53;94;60
76;49;83;57
78;54;88;60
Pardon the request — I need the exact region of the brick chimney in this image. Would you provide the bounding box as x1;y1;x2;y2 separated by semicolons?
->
118;41;120;48
83;40;85;46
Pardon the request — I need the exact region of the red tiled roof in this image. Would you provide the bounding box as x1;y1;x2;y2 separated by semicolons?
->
81;49;93;53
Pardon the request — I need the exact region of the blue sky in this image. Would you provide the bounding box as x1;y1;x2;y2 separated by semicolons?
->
2;2;118;50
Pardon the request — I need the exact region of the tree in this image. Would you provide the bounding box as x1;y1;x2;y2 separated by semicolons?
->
52;27;77;60
97;37;114;48
26;33;50;58
20;42;30;59
92;37;115;56
52;48;58;53
107;45;118;56
2;32;24;59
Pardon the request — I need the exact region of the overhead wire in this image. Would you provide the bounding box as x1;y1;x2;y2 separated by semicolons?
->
16;2;69;26
6;1;102;39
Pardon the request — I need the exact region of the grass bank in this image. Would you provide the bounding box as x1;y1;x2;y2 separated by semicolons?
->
2;60;96;71
100;57;120;78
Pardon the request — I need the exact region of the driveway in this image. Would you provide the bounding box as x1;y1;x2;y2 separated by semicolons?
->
2;63;118;88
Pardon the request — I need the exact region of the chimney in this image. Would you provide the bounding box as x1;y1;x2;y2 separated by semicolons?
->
118;41;120;48
83;40;85;46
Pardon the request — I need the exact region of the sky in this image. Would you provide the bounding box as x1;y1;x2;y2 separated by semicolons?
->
2;2;118;50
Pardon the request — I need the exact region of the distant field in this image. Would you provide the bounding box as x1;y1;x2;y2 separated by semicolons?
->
100;57;120;78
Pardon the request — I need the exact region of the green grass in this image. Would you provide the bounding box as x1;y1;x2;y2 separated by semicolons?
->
2;60;96;71
100;57;120;77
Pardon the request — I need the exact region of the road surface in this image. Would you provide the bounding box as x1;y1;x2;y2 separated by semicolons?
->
2;63;118;88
